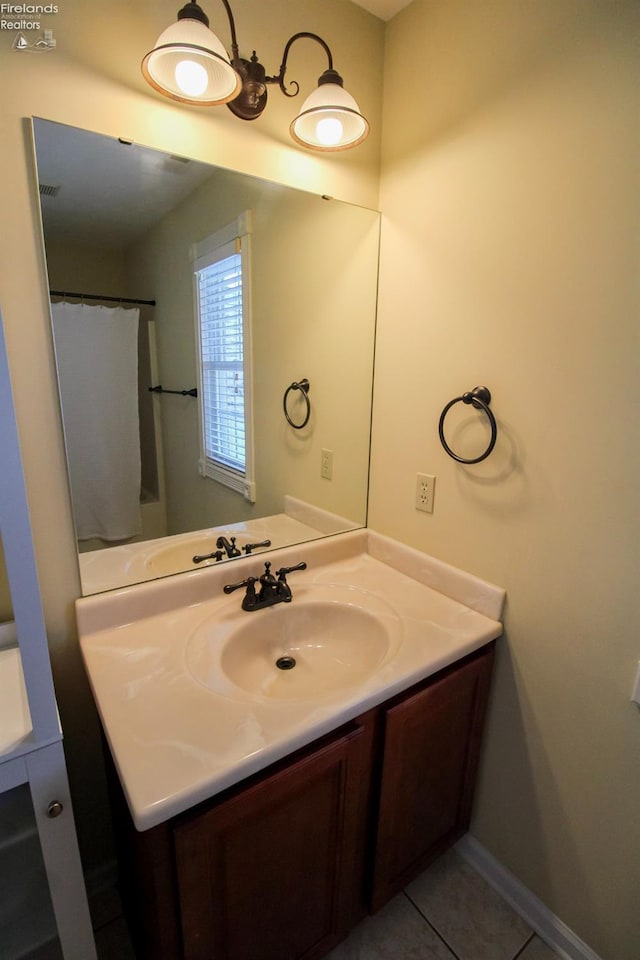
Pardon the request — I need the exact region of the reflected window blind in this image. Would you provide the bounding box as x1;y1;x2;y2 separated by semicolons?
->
192;211;254;502
197;253;245;474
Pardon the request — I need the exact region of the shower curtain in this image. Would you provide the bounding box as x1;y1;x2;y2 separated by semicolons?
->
51;301;142;542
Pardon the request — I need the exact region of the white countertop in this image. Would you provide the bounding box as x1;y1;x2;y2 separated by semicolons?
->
0;642;32;758
76;530;504;831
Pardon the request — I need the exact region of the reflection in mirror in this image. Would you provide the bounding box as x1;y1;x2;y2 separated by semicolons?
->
32;118;380;596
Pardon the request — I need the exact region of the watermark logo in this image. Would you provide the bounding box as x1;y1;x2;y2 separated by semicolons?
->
3;4;59;51
13;27;55;49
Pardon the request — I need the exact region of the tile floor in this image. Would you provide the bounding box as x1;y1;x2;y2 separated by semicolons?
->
325;850;561;960
28;848;562;960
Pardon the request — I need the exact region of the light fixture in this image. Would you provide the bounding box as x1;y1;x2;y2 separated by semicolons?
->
142;1;241;105
142;1;369;152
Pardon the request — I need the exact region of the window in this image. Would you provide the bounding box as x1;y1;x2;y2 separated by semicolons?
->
192;212;255;501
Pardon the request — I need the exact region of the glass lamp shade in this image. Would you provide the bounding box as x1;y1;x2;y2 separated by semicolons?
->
290;82;369;152
142;18;242;105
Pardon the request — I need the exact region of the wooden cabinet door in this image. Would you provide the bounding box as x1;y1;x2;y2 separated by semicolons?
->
371;644;495;910
174;716;374;960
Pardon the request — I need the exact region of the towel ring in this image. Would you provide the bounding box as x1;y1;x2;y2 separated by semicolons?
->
438;386;497;464
283;378;311;429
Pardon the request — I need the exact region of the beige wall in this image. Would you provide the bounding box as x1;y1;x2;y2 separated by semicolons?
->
129;166;378;536
43;239;127;295
0;0;382;873
371;2;639;958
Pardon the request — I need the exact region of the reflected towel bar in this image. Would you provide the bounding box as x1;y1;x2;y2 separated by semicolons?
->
149;385;198;398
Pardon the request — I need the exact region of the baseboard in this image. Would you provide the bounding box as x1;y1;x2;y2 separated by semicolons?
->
455;835;604;960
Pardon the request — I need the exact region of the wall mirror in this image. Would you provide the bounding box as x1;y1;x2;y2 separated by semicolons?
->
31;118;379;596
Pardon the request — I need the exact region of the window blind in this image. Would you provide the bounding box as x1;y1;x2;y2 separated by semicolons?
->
197;253;245;474
191;211;255;502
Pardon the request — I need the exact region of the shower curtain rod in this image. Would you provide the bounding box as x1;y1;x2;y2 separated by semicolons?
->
49;290;156;307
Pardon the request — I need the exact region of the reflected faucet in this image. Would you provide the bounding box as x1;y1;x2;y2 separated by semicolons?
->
193;535;272;565
216;536;242;558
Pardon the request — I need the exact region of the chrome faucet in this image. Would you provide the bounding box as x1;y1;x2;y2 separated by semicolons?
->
223;561;307;611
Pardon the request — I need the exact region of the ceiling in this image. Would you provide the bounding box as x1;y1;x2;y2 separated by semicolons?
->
34;119;215;250
349;0;413;20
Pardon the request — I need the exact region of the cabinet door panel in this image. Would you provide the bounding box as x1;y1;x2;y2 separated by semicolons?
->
175;720;371;960
371;645;494;910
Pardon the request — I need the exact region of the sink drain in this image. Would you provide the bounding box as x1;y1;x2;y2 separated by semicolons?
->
276;655;296;671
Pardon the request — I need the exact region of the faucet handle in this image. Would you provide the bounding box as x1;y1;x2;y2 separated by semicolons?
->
276;562;307;581
223;575;258;595
242;539;272;555
193;550;224;563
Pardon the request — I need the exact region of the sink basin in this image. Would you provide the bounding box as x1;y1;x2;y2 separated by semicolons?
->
186;584;403;701
142;533;261;577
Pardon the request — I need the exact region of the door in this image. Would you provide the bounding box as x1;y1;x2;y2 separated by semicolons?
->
175;716;374;960
371;644;495;910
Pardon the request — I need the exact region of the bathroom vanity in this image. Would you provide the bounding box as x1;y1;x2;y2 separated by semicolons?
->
76;529;504;960
109;643;493;960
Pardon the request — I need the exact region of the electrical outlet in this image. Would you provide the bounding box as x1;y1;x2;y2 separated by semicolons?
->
321;448;333;480
415;473;436;513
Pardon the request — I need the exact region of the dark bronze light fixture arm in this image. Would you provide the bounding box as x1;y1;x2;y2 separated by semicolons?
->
217;0;240;63
226;27;340;120
182;0;240;60
266;32;337;98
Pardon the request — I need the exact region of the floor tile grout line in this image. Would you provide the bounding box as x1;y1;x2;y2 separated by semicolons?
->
402;889;462;960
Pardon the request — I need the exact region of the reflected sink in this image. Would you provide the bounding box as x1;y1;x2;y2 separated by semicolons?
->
186;584;403;701
142;533;258;577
